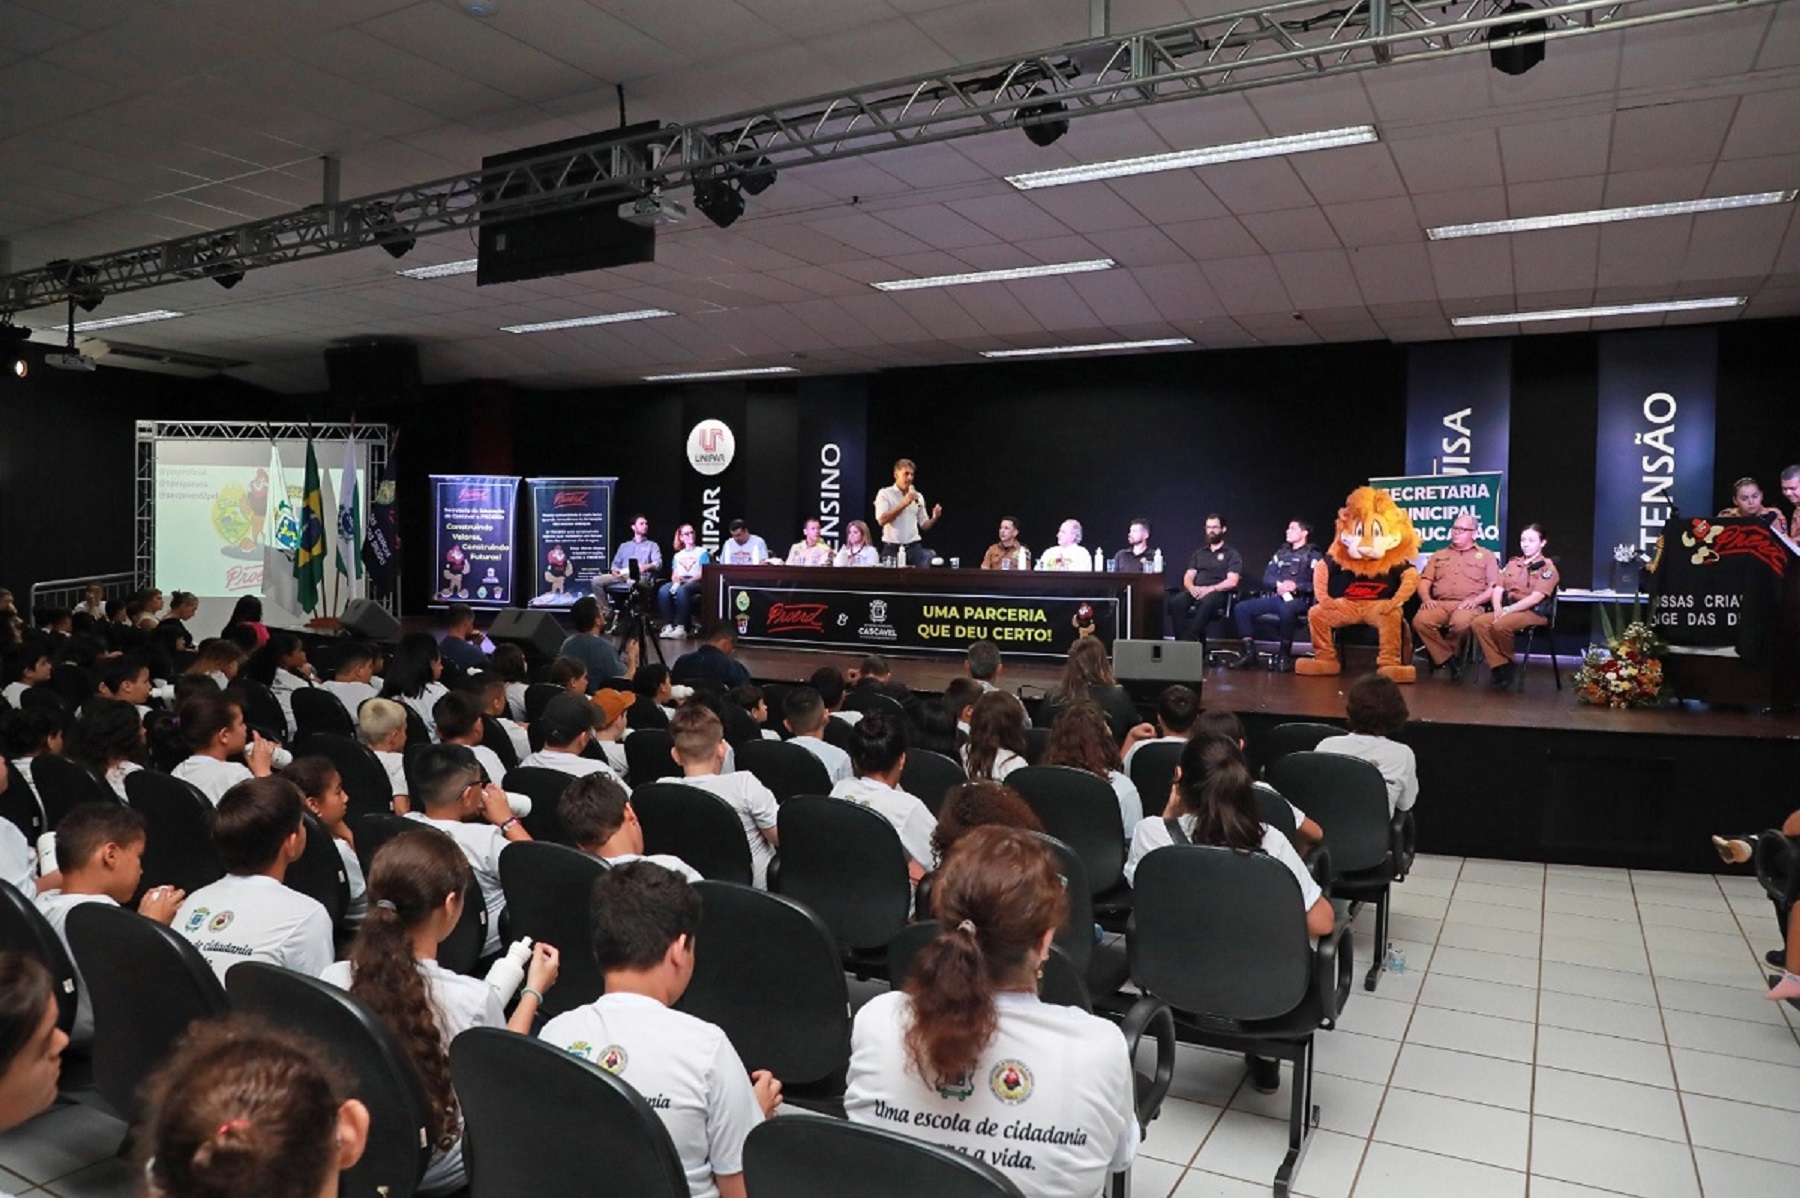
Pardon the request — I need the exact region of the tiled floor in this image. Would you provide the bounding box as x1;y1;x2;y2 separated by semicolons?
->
1;855;1793;1196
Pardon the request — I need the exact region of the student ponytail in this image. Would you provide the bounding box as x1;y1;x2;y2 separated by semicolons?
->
146;689;240;767
1174;734;1262;853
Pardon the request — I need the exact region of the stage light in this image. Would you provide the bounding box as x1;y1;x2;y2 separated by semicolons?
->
364;202;416;259
980;337;1193;359
1450;297;1745;326
1006;126;1378;190
1427;190;1798;240
739;156;777;197
693;178;745;229
0;321;29;380
1017;86;1069;148
1488;2;1548;76
10;359;23;379
873;258;1115;291
208;265;245;290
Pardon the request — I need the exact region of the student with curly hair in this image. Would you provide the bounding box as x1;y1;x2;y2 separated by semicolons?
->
960;691;1028;783
68;696;148;800
1315;673;1418;815
929;781;1043;873
1041;700;1146;839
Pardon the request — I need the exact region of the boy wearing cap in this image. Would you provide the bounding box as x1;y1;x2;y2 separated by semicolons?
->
519;693;631;790
589;688;633;776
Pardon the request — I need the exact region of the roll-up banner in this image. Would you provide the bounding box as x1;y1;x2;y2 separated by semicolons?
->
526;477;616;608
1405;340;1512;537
1591;328;1718;588
430;474;520;607
797;377;868;548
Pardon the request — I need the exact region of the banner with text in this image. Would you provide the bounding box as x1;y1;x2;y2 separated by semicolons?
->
526;477;616;609
1648;516;1790;658
1405;340;1512;540
430;474;519;608
680;388;748;558
796;378;868;548
1368;471;1505;556
1592;327;1717;588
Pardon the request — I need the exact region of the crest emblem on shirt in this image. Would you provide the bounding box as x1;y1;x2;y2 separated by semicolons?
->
936;1071;974;1101
989;1059;1033;1105
565;1041;592;1058
207;911;235;932
598;1044;629;1075
184;907;211;933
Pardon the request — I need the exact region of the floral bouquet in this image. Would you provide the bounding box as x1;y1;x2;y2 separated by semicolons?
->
1574;618;1667;708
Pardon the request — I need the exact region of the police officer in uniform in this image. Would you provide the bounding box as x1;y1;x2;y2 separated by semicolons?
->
1229;519;1322;671
1471;523;1559;689
1412;514;1501;677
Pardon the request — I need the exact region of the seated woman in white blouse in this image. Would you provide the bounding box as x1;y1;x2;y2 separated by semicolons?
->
960;690;1029;783
833;519;880;567
845;825;1136;1198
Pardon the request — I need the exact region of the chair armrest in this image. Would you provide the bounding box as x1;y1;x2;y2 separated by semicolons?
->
1388;810;1417;880
1303;843;1333;893
1754;831;1800;905
1119;996;1176;1134
764;852;781;894
1312;911;1355;1026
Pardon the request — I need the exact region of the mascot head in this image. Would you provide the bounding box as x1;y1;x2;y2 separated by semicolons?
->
1329;486;1420;576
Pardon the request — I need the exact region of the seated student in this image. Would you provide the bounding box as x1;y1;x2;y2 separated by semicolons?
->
964;639;1030;727
488;644;531;721
140;1018;370;1198
781;686;852;783
588;688;633;776
165;690;278;806
321;641;382;720
1;643;51;710
248;633;318;737
152;590;199;655
808;665;859;726
630;663;676;729
403;744;532;958
437;604;488;674
381;633;449;740
322;830;558;1194
1315;674;1418;816
1194;708;1324;851
283;755;368;925
911;700;961;757
520;694;630;788
1041;701;1147;839
561;596;627;684
540;862;780;1198
558;773;701;881
174;777;335;983
1038;637;1141;744
0;704;65;819
433;690;511;791
941;676;983;742
357;698;411;812
729;685;781;741
549;654;590;698
1121;684;1200;770
0;953;69;1135
68;696;148;800
95;652;155;719
830;714;935;878
470;674;531;764
669;704;779;889
844;827;1135;1198
961;690;1028;783
671;621;752;692
930;781;1042;864
36;803;185;1043
184;639;247;690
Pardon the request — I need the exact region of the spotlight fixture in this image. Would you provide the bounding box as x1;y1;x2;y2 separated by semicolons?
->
692;178;746;229
738;155;777;197
49;261;104;312
1017;86;1069;148
0;320;29;380
208;265;245;290
1488;2;1548;76
363;203;416;260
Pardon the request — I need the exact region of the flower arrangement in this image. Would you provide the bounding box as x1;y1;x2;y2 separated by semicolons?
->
1574;616;1667;708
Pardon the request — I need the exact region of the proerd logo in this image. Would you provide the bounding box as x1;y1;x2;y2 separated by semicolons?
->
766;602;829;635
553;491;589;509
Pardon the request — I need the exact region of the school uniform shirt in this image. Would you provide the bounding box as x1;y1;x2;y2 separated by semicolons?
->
518;749;630;792
829;777;936;870
269;667;314;736
374;750;410;801
1314;734;1418;815
504;682;529;722
498;716;531;762
962;745;1026;783
541;992;764;1198
398;683;450;740
172;755;254;806
10;758;42;814
1104;770;1144;840
0;822;32;895
403;813;506;956
1124;819;1323;907
678;773;779;889
2;682;30;708
174;874;334;984
469;743;509;787
595;739;629;777
845;990;1136;1198
34;892;115;1042
323;679;380;719
792;735;853;784
334;838;369;923
105;760;142;801
603;852;702;882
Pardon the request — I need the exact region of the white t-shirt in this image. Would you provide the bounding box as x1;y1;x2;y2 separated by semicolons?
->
829;777;937;870
835;545;879;567
603;852;702;882
172;755;254;806
174;873;334;983
519;749;630;792
678;773;779;889
846;990;1136;1198
596;740;630;776
374;750;409;800
105;760;142;801
0;821;35;894
324;679;380;719
541;992;764;1198
792;735;853;784
2;682;30;708
874;485;927;546
962;745;1026;782
504;682;529;722
35;891;116;1042
717;536;769;566
670;545;709;583
1124;819;1323;909
1037;544;1089;571
334;838;368;923
469;743;508;787
399;683;450;740
1105;770;1143;839
269;668;313;735
404;813;507;956
498;716;531;763
1314;734;1418;814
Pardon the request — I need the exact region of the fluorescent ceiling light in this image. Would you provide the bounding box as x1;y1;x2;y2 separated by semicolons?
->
69;309;185;332
398;258;479;279
501;309;674;333
980;337;1193;359
1451;297;1746;327
873;258;1116;291
1428;191;1797;240
1006;126;1378;190
643;366;800;381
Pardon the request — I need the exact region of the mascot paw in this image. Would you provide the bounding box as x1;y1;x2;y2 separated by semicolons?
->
1378;665;1417;684
1293;658;1341;677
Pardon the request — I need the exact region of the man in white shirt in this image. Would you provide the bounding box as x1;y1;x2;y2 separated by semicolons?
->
540;862;780;1198
322;643;383;720
357;697;411;811
1037;518;1090;570
830;713;936;878
873;457;941;566
519;694;631;790
669;705;779;889
558;773;701;881
715;519;769;566
780;687;852;784
173;777;334;983
403;744;533;956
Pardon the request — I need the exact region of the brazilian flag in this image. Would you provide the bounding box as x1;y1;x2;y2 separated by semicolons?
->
295;440;326;613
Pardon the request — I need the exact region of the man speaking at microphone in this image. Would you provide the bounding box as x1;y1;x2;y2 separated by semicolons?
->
874;458;942;567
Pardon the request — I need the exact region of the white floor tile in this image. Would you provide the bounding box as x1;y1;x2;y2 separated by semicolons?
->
1353;1143;1525;1198
1168;1165;1265;1198
1404;1005;1535;1063
1534;1026;1676;1088
1680;1092;1800;1166
1692;1147;1800;1196
1636;903;1750;935
1397;874;1456;900
1634;886;1734;914
1434;922;1540;958
1417;972;1539;1022
1631;871;1723;892
1643;927;1756;962
1532;1067;1688;1141
1385;912;1443;943
1329;994;1413;1042
1312;1031;1400;1086
1536;989;1668;1044
1649;948;1765;988
1543;891;1641;922
1541;932;1649;973
1528;1179;1658;1198
1372;1087;1530;1170
1530;1116;1702;1198
1660;1007;1800;1065
1655;976;1790;1025
1166;1046;1250;1108
1141;1096;1225;1166
1128;1154;1189;1198
1670;1046;1800;1112
1389;1043;1532;1110
1449;882;1542;911
1191;1111;1359;1197
1407;854;1463;880
1542;910;1647;946
1457;861;1543;889
1539;959;1661;1007
1543;872;1637;901
1229;1070;1384;1139
1290;1127;1366;1198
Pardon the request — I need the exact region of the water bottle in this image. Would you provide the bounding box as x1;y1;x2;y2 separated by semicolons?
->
36;833;55;878
506;791;533;819
485;936;534;1000
1092;546;1104;572
1151;548;1163;573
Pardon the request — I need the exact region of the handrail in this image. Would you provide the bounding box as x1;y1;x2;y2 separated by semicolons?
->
27;571;138;613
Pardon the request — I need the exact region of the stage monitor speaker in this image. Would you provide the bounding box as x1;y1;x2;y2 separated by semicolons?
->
340;598;401;641
487;609;566;659
1113;639;1204;685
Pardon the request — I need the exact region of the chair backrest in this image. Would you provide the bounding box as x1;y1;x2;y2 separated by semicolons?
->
774;796;911;950
236;678;289;743
1260;722;1342;769
451;1028;690;1198
898;749;966;817
65;902;228;1122
1030;832;1097;974
1127;844;1314;1020
402;705;432;748
292;687;357;746
627;694;671;731
50;663;98;711
438;876;489;976
284;813;350;928
743;1110;1026;1198
479;714;520;773
624;728;681;786
843;689;906;722
1253;782;1298;838
353;811;418;876
632;782;754;886
497;841;607;1015
0;759;42;846
1006;766;1126;895
1127;742;1184;815
1023;726;1051;764
676;880;850;1086
821;716;855;751
29;754;119;830
1266;752;1392;873
501;766;576;843
124;770;223;896
307;734;396;823
0;882;80;1035
735;739;832;806
524;682;564;723
226;963;430;1198
886;921;1091;1015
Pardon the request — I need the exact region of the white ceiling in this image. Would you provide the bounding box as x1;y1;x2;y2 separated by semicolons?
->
2;0;1797;392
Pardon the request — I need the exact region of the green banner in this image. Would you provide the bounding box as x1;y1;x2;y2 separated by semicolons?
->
1368;471;1505;555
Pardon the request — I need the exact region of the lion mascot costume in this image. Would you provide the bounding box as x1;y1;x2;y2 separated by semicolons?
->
1293;486;1421;682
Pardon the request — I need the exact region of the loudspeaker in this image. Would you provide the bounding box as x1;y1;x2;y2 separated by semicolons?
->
1487;3;1547;76
1113;639;1205;685
487;609;566;659
340;598;401;641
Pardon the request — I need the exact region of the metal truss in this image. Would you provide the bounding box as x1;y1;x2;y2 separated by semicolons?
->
2;0;1778;311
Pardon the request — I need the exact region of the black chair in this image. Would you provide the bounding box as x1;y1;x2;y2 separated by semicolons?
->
237;677;290;744
285;812;350;929
292;686;357;746
226;963;430;1198
1754;830;1799;965
352;815;489;972
1267;751;1414;991
1006;766;1130;928
632;782;754;886
65;902;228;1122
497;841;607;1016
744;1111;1026;1198
899;748;965;816
624;728;681;786
479;714;520;773
308;733;398;822
676;880;851;1113
735;739;832;806
843;689;906;723
501;766;576;843
0;881;80;1037
1514;594;1563;691
1023;726;1051;764
124;770;223;897
774;796;911;974
402;704;432;748
1126;741;1184;815
0;758;42;846
1127;845;1354;1198
524;682;564;723
49;663;98;712
452;1028;690;1198
821;715;855;751
29;754;118;830
353;811;417;877
1033;833;1130;1001
1259;723;1342;770
627;693;671;731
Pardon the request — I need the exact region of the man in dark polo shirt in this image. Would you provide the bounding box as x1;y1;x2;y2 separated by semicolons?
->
1167;513;1243;641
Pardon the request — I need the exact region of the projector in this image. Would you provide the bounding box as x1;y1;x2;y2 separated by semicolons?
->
43;351;97;372
619;193;687;227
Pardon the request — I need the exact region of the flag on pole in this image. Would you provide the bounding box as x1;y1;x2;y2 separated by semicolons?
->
362;445;400;596
259;443;300;615
335;438;363;604
295;440;327;614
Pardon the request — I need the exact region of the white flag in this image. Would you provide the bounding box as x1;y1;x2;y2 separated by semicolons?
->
260;444;299;616
335;439;363;605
